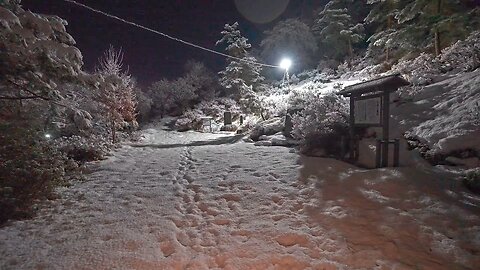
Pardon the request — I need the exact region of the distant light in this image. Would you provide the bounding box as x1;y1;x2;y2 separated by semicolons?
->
279;58;292;70
45;134;51;139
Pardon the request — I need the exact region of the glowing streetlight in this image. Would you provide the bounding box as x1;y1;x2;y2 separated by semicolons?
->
279;58;292;70
279;58;292;89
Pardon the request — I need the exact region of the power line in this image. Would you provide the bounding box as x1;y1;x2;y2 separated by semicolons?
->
63;0;280;68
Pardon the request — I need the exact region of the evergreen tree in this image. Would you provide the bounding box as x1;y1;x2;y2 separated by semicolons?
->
216;22;264;100
396;0;480;56
312;0;365;61
366;0;409;62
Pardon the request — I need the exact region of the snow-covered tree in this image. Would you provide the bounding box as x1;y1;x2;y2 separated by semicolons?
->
365;0;409;62
147;78;197;117
396;0;480;56
95;46;137;143
312;0;365;61
183;60;219;102
216;22;264;100
0;5;83;120
0;2;88;222
0;0;21;11
260;18;318;71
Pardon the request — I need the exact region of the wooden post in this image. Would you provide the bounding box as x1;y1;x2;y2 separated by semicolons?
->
376;139;382;168
393;139;400;167
382;92;390;167
349;96;356;161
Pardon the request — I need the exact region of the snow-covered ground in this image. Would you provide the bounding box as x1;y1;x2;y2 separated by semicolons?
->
1;122;480;269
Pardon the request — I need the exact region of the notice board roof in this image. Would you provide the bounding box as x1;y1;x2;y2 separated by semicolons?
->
338;73;410;97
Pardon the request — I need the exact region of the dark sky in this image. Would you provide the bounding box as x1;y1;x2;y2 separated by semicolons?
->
21;0;326;87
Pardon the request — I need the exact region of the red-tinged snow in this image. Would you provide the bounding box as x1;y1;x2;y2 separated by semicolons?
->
394;70;480;156
1;123;480;269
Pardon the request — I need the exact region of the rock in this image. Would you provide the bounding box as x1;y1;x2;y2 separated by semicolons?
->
258;135;269;141
446;156;480;168
220;124;237;132
243;138;254;143
270;134;290;147
254;140;272;147
249;117;284;141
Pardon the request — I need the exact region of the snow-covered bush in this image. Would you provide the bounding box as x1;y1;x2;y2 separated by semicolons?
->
134;88;152;124
238;84;263;117
0;124;72;224
392;31;480;85
147;78;197;117
464;169;480;194
174;98;241;132
194;98;241;121
261;93;289;119
54;134;111;162
291;92;349;156
183;60;219;102
249;117;284;141
174;110;203;132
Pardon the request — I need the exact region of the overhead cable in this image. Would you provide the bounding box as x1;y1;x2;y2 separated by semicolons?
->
63;0;280;68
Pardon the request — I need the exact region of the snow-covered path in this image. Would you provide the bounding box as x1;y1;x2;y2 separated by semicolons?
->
1;126;480;269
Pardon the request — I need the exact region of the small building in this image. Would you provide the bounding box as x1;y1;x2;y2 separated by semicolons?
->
338;73;409;168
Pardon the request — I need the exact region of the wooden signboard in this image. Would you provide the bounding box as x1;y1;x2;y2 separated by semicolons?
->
337;74;409;168
354;97;381;125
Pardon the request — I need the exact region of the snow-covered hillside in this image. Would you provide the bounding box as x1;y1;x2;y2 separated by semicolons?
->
395;70;480;157
1;123;479;269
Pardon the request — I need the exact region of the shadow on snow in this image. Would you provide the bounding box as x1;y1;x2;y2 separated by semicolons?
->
131;134;245;149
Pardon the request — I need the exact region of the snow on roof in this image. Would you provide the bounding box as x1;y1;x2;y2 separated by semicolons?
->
338;73;409;97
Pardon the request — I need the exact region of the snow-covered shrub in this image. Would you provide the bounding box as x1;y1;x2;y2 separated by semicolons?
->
464;169;480;194
54;134;111;162
195;98;241;121
249;117;284;141
261;93;289;119
183;60;219;102
134;88;152;124
291;92;349;156
438;31;480;72
471;101;480;127
147;78;197;117
174;110;203;132
392;31;480;85
0;124;71;224
174;98;241;132
238;84;263;117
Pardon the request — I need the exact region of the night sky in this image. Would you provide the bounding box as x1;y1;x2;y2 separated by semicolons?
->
21;0;327;87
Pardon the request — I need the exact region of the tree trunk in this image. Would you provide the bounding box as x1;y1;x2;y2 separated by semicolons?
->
434;0;442;56
385;15;393;62
434;29;441;56
348;38;353;59
111;118;116;144
347;38;353;67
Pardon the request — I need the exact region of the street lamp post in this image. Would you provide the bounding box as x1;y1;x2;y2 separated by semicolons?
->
280;58;292;89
